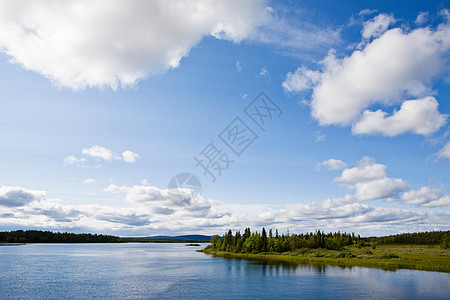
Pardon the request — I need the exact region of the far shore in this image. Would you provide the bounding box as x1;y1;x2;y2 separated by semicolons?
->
198;245;450;273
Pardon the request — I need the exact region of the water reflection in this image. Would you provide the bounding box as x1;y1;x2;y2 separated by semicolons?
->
0;243;448;299
217;254;336;276
247;258;329;275
216;252;411;275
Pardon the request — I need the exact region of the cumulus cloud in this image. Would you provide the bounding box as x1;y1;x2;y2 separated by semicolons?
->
282;66;321;92
66;146;139;165
98;157;447;234
333;157;386;183
283;202;371;221
283;13;450;136
104;183;211;214
63;156;87;166
362;13;396;39
105;184;168;204
140;179;151;186
352;178;409;202
102;183;230;227
0;186;45;207
0;0;268;90
0;182;448;236
0;183;221;234
256;202;448;236
96;212;151;227
400;187;450;207
327;157;410;206
121;150;139;163
82;146;116;161
316;158;347;170
352;97;447;136
324;156;450;209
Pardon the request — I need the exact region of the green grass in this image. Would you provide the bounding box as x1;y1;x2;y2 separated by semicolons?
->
198;245;450;273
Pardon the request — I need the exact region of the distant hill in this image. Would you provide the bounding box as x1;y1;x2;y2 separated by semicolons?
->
0;230;121;243
0;230;211;243
123;235;211;241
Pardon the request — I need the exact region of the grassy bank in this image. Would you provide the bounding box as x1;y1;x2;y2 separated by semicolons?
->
198;245;450;273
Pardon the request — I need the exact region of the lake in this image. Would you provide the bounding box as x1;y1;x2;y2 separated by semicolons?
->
0;243;448;299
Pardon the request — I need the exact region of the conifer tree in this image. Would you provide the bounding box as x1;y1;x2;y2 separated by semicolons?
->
261;228;267;252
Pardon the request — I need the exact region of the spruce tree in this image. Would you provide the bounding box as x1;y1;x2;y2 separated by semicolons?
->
261;228;267;252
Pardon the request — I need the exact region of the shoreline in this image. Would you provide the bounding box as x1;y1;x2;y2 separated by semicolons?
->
198;246;450;273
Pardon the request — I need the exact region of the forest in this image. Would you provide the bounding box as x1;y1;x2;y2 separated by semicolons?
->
2;229;449;248
205;228;450;254
0;230;208;243
0;230;122;243
367;231;450;246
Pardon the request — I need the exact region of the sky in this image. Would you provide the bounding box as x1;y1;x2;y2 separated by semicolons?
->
0;0;449;237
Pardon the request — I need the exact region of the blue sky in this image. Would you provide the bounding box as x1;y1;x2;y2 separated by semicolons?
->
0;0;449;236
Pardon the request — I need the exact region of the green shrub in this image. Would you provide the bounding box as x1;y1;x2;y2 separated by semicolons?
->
381;252;399;259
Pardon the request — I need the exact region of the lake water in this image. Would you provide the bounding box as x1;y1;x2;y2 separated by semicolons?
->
0;243;448;299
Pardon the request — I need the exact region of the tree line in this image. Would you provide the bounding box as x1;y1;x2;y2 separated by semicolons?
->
366;231;450;247
0;230;122;243
207;228;450;254
208;228;362;253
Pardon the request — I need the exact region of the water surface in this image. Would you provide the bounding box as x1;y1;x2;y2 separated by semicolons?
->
0;243;448;299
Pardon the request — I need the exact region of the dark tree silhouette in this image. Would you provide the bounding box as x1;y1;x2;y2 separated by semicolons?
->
0;230;122;243
204;229;450;254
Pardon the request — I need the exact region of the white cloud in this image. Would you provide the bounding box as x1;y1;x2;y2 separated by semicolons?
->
105;184;167;204
236;61;242;72
400;186;450;207
436;142;450;160
0;0;268;90
324;157;450;209
352;97;447;136
0;186;45;207
282;66;321;92
315;131;326;142
121;150;139;163
362;13;396;39
82;178;96;185
359;9;378;16
259;66;269;77
252;7;341;54
328;157;410;205
0;182;448;236
316;158;347;171
140;179;150;186
283;16;450;137
334;157;386;183
63;156;87;166
66;146;139;165
105;184;203;210
298;99;310;107
440;9;450;21
415;12;429;25
352;177;409;202
82;145;116;161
